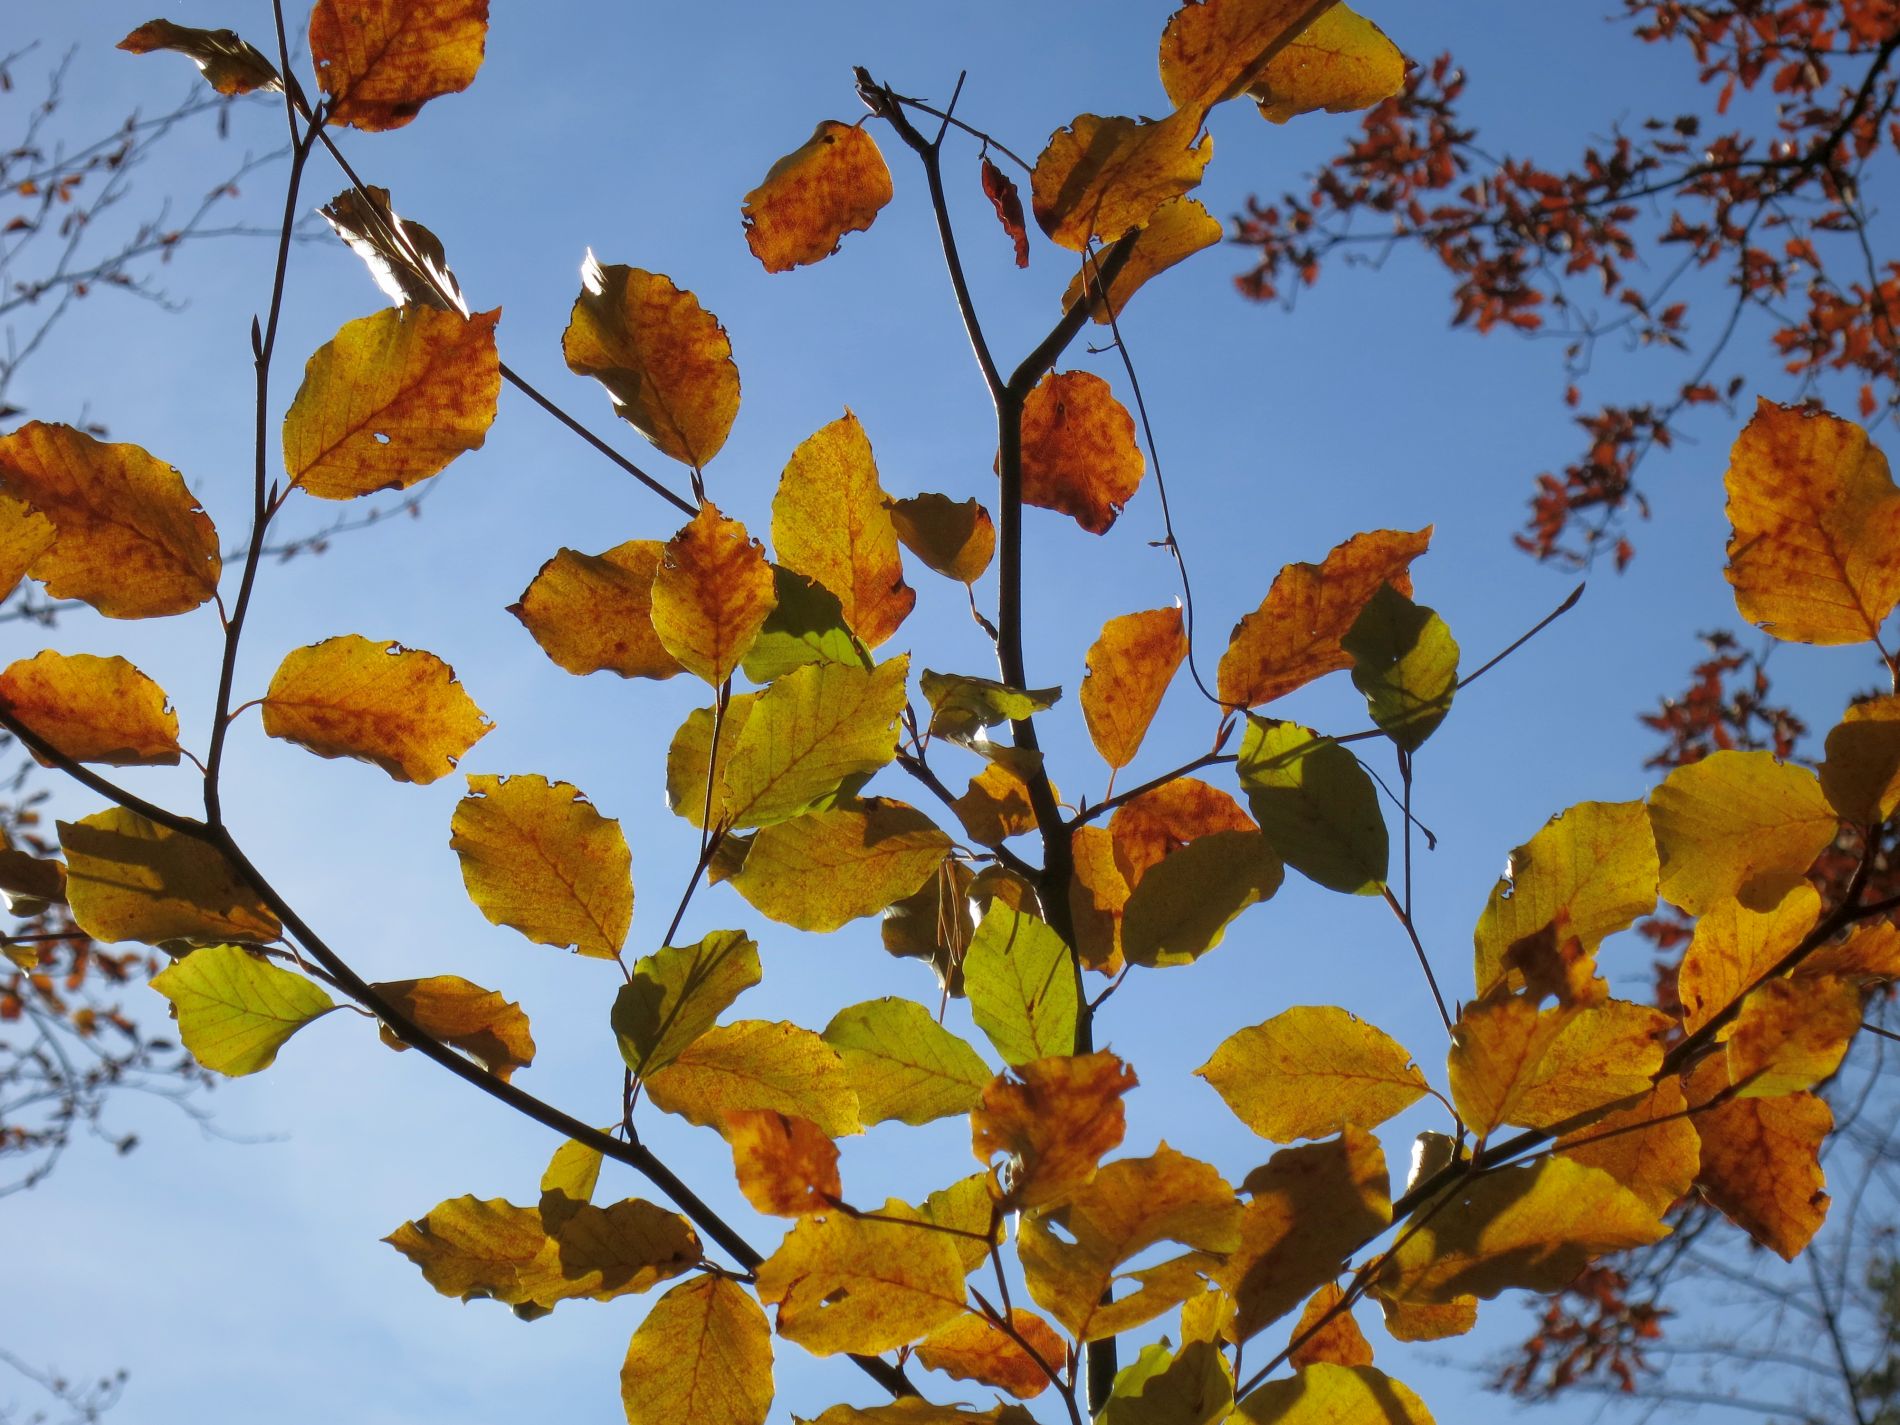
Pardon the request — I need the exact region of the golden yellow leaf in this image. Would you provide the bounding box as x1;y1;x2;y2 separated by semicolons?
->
888;494;995;584
1821;694;1900;824
1368;1287;1477;1343
1677;885;1820;1033
1031;110;1212;252
509;541;680;680
1726;975;1862;1098
755;1202;968;1355
449;773;631;958
972;1051;1137;1210
0;422;218;618
283;306;498;499
1725;400;1900;645
1648;751;1838;915
1068;825;1129;972
614;930;761;1079
1062;197;1223;322
0;491;55;601
1218;1128;1390;1342
372;974;535;1081
622;1275;774;1425
1288;1284;1374;1369
915;1172;998;1276
730;799;951;932
1082;608;1189;770
1798;918;1900;983
309;0;488;132
1198;1005;1429;1143
150;944;334;1075
1556;1078;1700;1216
665;694;757;831
743;120;893;273
1217;527;1432;709
651;502;777;684
61;808;280;946
0;651;180;766
964;905;1079;1067
538;1138;602;1228
117;19;282;95
822;997;993;1128
1158;0;1340;112
916;1310;1067;1400
1249;5;1407;123
644;1020;859;1138
563;257;739;469
262;634;490;784
726;1110;842;1216
1020;1143;1239;1342
1232;1363;1435;1425
721;657;909;827
1686;1058;1830;1259
1110;778;1255;886
1180;1285;1238;1346
1449;994;1668;1138
772;412;915;648
1015;371;1145;535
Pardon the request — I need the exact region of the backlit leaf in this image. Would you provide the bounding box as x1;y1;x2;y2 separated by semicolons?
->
1555;1078;1700;1217
803;1405;1035;1425
614;930;761;1080
665;694;757;831
1121;830;1281;967
117;20;282;95
727;1110;842;1216
1289;1284;1374;1369
742;567;865;684
61;809;280;945
743;121;893;273
971;1051;1137;1210
729;799;952;932
0;492;54;600
1217;527;1431;709
1447;994;1667;1137
722;657;909;827
1677;886;1820;1034
539;1139;602;1227
0;651;180;765
1232;1364;1434;1425
1062;197;1223;322
150;944;333;1075
1015;370;1145;534
964;905;1078;1067
509;541;680;680
563;257;739;469
954;761;1043;846
644;1020;858;1138
1798;918;1900;984
1648;751;1837;915
884;857;977;995
889;494;995;585
1342;585;1459;752
1368;1287;1477;1344
1248;5;1407;123
1101;1339;1231;1425
373;974;534;1081
1110;778;1254;886
320;184;466;313
917;1309;1065;1399
1069;825;1130;972
1238;718;1387;894
1726;975;1861;1098
823;997;993;1127
921;671;1060;744
1031;110;1212;252
309;0;488;132
1082;607;1189;769
0;422;219;618
1158;0;1338;112
1724;400;1900;645
1198;1005;1429;1143
755;1202;967;1354
980;156;1032;268
283;306;499;499
915;1173;998;1275
622;1275;774;1425
651;503;777;685
1686;1058;1830;1259
1821;695;1900;824
262;635;490;784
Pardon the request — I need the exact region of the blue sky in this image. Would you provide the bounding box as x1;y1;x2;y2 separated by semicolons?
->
3;3;1888;1423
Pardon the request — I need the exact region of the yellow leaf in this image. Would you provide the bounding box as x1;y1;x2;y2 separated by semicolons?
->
308;0;488;132
1232;1363;1435;1425
730;799;950;933
613;930;761;1079
60;808;280;945
1726;975;1861;1098
1686;1058;1830;1259
1068;825;1129;973
822;997;993;1128
916;1310;1067;1400
1197;1005;1429;1143
0;491;55;601
1249;5;1407;123
888;494;995;585
1676;885;1819;1033
1724;400;1900;645
509;540;680;680
915;1172;999;1276
1555;1078;1700;1216
1367;1287;1477;1344
622;1275;774;1425
1218;1128;1390;1342
449;773;631;958
772;412;915;647
117;19;282;95
283;306;499;499
665;693;757;830
651;502;777;684
0;651;180;766
539;1138;602;1227
1288;1284;1374;1369
1648;751;1838;915
726;1110;842;1217
563;257;739;469
1020;1143;1239;1342
1217;527;1431;709
262;634;490;784
1821;694;1900;823
1062;197;1223;322
972;1051;1137;1210
1180;1285;1237;1346
1798;918;1900;983
1015;371;1145;535
1082;608;1189;770
1110;777;1255;886
644;1020;859;1138
1448;994;1668;1137
1158;0;1340;112
743;120;893;273
0;422;219;618
1031;110;1212;252
1120;829;1281;967
372;974;535;1081
755;1202;968;1355
964;905;1079;1067
721;657;909;827
150;944;334;1075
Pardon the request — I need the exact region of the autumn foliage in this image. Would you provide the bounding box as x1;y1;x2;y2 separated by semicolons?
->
2;5;1899;1425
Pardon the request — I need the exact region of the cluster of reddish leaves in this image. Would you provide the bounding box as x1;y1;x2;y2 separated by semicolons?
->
1233;3;1900;565
1496;1265;1667;1398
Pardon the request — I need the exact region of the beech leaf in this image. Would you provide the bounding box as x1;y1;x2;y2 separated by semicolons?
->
1232;1364;1434;1425
622;1275;774;1425
150;944;334;1076
1082;607;1188;770
720;657;909;828
308;0;489;132
755;1201;968;1355
1686;1059;1830;1259
822;997;993;1127
964;905;1078;1067
1157;0;1341;112
726;1109;842;1216
643;1020;859;1138
1648;750;1838;914
971;1051;1138;1210
320;185;467;313
889;494;996;585
743;120;894;273
917;1309;1066;1399
0;651;180;766
60;808;280;946
1198;1005;1429;1142
1031;110;1212;252
728;799;952;933
510;541;680;680
1247;5;1407;123
651;502;777;685
1238;718;1387;894
1062;197;1223;322
117;20;282;95
1015;370;1145;534
1342;584;1459;752
613;930;761;1080
373;974;535;1081
1820;694;1900;824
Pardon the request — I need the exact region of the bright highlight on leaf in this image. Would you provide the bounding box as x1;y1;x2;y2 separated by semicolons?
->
1647;750;1838;914
1198;1005;1429;1142
373;975;534;1081
321;185;467;313
1015;371;1145;534
622;1275;775;1425
309;0;489;132
61;808;280;946
151;944;335;1076
743;120;894;273
0;651;180;766
651;503;777;684
773;412;915;646
510;541;680;679
117;20;282;95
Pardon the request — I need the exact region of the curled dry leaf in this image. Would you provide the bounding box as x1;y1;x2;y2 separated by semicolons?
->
0;651;180;766
971;1050;1137;1210
321;185;468;314
743;120;894;273
1015;371;1145;534
117;19;282;95
981;156;1030;268
309;0;489;132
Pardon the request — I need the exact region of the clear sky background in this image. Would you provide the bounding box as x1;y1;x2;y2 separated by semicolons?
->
3;3;1888;1423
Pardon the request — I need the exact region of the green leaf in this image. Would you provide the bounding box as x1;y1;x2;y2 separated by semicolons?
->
741;566;868;684
728;800;952;932
1342;584;1460;752
613;930;762;1078
1101;1339;1231;1425
964;905;1077;1065
822;997;994;1126
721;657;909;828
1237;717;1387;895
919;671;1060;745
1121;829;1282;967
150;944;336;1076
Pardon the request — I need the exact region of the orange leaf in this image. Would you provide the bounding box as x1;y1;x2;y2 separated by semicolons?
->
0;491;55;602
889;494;995;585
284;306;499;499
1556;1078;1700;1216
725;1109;842;1217
1288;1283;1374;1368
743;120;893;273
954;762;1043;847
0;651;180;766
651;503;777;684
262;635;490;784
309;0;488;132
373;975;535;1081
0;422;219;618
1015;371;1145;535
1067;825;1129;972
1686;1058;1830;1259
1158;0;1338;112
917;1310;1066;1399
971;1051;1137;1210
563;257;739;470
1081;607;1188;770
509;541;680;680
1109;777;1253;887
1031;110;1212;252
1061;197;1222;323
1724;400;1900;645
117;20;282;96
1677;886;1821;1034
980;157;1030;269
1248;5;1407;123
1217;528;1432;708
1725;975;1862;1098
